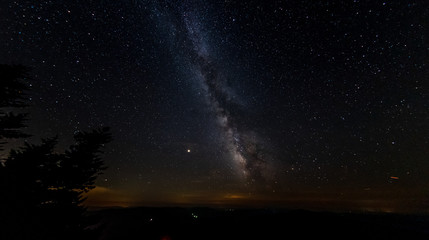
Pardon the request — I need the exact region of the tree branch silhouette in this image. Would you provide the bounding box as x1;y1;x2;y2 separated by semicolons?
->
0;64;112;240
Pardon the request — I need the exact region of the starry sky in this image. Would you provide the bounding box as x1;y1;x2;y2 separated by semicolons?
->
1;0;428;212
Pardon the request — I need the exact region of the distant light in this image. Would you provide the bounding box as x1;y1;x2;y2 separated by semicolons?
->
390;176;399;180
160;235;171;240
187;149;191;153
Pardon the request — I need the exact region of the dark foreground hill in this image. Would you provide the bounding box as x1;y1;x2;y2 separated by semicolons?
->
89;207;429;240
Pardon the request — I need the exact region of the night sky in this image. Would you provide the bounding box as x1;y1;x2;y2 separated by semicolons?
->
1;0;428;212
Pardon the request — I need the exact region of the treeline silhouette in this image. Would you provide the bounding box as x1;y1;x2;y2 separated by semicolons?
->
0;65;30;149
0;64;111;240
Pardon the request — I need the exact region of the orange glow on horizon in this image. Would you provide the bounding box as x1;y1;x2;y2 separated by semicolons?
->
224;194;247;200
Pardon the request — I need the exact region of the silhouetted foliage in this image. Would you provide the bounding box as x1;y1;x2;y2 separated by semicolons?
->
0;64;30;149
0;128;111;239
0;65;112;239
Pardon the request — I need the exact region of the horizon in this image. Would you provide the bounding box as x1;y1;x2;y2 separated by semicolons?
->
84;186;429;214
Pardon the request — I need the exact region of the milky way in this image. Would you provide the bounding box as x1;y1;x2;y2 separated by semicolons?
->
153;2;272;185
187;23;268;183
184;9;273;185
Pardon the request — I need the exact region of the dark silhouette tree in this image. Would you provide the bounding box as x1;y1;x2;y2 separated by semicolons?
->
2;129;111;239
0;65;112;239
0;64;30;150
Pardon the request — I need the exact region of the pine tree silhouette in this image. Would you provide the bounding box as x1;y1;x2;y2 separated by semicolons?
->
0;64;30;150
0;65;112;239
